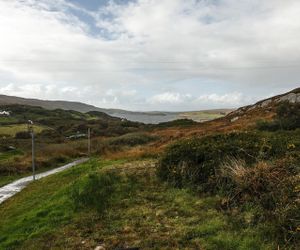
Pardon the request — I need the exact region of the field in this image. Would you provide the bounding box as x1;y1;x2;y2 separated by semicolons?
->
0;124;47;136
178;109;232;122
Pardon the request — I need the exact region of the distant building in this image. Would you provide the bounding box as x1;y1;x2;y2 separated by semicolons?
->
67;133;86;139
0;111;10;116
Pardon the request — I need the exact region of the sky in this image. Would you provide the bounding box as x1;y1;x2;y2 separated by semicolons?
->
0;0;299;111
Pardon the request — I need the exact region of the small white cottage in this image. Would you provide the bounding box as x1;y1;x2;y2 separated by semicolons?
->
0;111;10;116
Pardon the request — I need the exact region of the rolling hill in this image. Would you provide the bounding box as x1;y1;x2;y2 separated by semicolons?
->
0;88;299;249
0;94;233;123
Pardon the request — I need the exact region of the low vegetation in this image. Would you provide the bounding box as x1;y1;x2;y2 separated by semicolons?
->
0;104;154;184
256;102;300;131
0;95;299;249
0;159;278;249
152;118;198;128
157;128;300;247
70;171;124;213
107;132;157;146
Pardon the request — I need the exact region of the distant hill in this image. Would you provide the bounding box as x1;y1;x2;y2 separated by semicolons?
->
0;94;120;114
0;103;147;138
0;94;233;124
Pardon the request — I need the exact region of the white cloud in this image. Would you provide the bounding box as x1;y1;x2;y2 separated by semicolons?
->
147;91;247;110
0;0;299;111
148;92;192;104
197;92;244;106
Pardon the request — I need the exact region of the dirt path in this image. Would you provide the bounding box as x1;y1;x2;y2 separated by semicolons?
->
0;158;89;204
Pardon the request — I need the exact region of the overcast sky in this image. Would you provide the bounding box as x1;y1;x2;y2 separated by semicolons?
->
0;0;299;111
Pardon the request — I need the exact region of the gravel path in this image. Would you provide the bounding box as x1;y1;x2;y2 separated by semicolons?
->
0;158;89;204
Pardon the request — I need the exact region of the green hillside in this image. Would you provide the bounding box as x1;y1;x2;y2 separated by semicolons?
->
0;91;299;249
0;159;277;249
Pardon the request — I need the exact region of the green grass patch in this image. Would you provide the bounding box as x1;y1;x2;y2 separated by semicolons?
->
0;158;124;249
0;116;19;124
0;124;46;137
178;111;224;121
0;149;23;161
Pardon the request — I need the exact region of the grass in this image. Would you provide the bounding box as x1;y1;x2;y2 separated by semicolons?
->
0;124;47;136
0;149;23;161
0;158;278;249
0;159;124;249
0;156;78;188
0;137;88;177
0;175;23;188
0;149;25;186
178;111;225;121
0;116;19;124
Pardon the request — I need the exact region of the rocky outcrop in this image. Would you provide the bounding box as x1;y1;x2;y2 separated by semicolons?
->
227;87;299;119
275;92;300;103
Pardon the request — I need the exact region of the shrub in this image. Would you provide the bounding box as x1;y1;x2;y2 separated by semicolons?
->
219;159;297;207
219;158;300;242
15;131;31;139
256;120;280;131
157;131;300;189
155;119;198;128
70;172;122;213
108;133;157;146
257;101;300;131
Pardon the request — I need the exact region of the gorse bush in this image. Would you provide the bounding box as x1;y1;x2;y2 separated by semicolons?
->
15;131;31;139
108;132;157;146
154;119;198;128
277;101;300;130
220;158;300;242
257;101;300;131
158;130;300;245
220;158;299;209
256;119;280;131
157;131;299;189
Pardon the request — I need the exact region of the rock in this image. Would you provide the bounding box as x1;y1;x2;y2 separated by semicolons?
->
247;105;257;111
94;246;106;250
8;146;16;150
275;93;300;103
231;116;239;122
260;99;272;107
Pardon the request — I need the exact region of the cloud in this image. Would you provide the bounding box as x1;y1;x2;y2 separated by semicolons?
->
147;91;247;110
148;92;192;104
101;89;139;105
0;0;299;111
197;92;244;106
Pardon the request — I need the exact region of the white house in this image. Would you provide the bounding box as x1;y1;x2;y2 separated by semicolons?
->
0;111;10;116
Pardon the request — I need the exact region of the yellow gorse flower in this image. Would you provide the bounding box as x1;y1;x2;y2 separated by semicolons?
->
287;143;296;149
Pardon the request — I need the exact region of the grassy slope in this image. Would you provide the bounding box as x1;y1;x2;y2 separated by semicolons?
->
0;159;275;250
